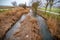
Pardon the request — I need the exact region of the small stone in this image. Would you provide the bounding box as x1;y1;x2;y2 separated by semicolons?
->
26;35;29;38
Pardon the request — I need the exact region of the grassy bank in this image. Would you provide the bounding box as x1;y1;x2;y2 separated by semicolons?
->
0;7;29;39
37;10;60;39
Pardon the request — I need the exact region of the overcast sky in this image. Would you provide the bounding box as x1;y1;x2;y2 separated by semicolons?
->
0;0;60;7
0;0;30;6
0;0;47;6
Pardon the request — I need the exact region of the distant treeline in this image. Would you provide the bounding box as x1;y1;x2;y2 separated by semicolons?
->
0;6;15;9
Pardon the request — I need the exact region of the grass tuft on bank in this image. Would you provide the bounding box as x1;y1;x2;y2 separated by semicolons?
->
37;10;60;39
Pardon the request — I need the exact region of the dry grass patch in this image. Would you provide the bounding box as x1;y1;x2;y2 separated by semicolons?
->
0;7;29;39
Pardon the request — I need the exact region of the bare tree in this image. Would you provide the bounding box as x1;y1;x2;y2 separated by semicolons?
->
32;1;39;16
45;0;49;13
53;0;60;4
19;3;26;9
29;0;42;16
11;1;17;6
29;0;42;6
45;0;55;13
45;0;60;13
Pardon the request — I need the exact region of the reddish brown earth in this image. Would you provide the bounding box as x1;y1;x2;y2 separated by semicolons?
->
0;7;29;39
7;15;42;40
47;17;60;40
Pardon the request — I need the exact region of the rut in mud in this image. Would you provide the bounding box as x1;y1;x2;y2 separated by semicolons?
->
4;10;54;40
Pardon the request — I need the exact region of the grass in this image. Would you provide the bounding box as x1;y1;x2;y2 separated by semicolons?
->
0;8;13;13
38;9;60;20
40;7;60;13
0;9;9;13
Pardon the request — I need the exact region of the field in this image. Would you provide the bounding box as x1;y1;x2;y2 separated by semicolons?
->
0;7;29;39
40;7;60;13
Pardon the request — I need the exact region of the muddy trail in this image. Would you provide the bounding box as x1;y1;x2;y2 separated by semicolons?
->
4;10;54;40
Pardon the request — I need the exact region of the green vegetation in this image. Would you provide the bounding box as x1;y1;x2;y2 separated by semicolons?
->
0;9;8;13
40;7;60;13
40;9;60;18
38;10;60;22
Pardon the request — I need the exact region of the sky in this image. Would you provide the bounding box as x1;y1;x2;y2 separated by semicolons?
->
0;0;60;7
0;0;30;6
